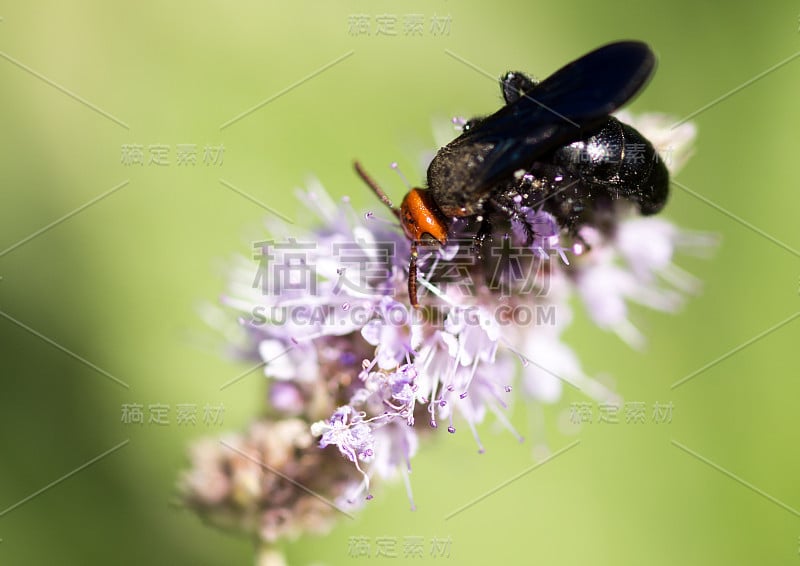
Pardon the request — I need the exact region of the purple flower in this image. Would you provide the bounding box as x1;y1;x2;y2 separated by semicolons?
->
194;111;711;518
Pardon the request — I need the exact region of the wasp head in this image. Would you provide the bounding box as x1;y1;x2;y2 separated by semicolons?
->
399;188;448;246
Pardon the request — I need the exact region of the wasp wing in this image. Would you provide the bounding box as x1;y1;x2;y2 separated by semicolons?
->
430;41;656;205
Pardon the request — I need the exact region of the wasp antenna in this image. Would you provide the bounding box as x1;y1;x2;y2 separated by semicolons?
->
390;162;411;189
354;161;401;219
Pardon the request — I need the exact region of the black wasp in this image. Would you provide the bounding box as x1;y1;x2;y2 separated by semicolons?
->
355;41;669;307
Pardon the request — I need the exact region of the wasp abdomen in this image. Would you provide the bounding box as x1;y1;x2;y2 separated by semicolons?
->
551;117;669;215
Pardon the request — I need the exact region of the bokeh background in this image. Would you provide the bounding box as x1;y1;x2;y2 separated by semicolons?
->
1;1;799;564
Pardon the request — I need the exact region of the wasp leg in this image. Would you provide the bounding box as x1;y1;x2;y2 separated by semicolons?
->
471;218;495;261
486;193;539;248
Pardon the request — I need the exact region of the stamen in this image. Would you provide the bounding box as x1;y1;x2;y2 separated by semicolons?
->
390;162;412;189
464;415;485;454
458;353;482;399
486;397;524;443
402;465;416;511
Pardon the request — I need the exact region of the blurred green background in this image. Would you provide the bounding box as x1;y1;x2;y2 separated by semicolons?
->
1;0;799;564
